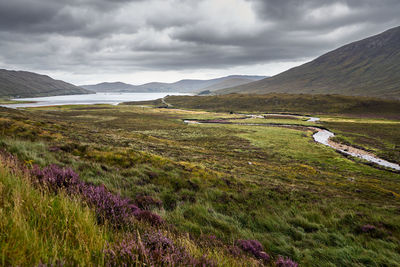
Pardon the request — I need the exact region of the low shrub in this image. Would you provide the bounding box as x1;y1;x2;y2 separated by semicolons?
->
31;164;163;228
275;256;299;267
104;232;215;266
134;210;164;226
135;195;162;210
236;239;270;262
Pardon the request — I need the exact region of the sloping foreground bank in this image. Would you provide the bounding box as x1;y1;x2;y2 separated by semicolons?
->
0;152;297;266
0;154;106;266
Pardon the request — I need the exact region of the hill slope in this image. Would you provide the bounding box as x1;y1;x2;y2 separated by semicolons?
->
82;75;267;93
162;75;267;93
218;26;400;99
197;77;255;93
0;69;90;98
81;82;137;92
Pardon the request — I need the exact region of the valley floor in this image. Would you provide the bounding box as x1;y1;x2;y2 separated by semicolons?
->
0;95;399;266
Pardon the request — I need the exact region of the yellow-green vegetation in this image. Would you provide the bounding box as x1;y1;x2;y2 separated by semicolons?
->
0;155;107;266
0;98;34;105
225;117;316;126
0;97;399;266
0;147;249;266
153;93;400;119
322;117;400;164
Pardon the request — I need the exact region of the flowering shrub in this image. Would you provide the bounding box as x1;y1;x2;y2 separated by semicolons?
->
134;210;164;226
81;184;139;227
104;232;215;266
275;256;299;267
31;164;81;193
236;239;270;261
31;164;163;228
135;195;162;210
28;163;216;266
104;238;138;267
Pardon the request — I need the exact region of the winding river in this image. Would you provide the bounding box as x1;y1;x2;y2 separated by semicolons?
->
312;129;400;171
184;114;400;172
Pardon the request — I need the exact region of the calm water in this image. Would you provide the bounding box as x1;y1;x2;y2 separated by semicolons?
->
2;93;187;108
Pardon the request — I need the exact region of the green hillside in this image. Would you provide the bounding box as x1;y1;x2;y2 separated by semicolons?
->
218;26;400;99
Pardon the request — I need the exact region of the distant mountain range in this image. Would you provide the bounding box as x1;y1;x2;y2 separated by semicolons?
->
217;26;400;99
81;75;267;93
0;69;90;98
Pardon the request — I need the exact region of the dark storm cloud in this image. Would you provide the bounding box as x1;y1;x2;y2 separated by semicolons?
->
251;0;400;30
0;0;399;79
0;0;144;35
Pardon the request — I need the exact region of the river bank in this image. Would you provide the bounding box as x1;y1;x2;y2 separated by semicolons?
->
183;114;400;171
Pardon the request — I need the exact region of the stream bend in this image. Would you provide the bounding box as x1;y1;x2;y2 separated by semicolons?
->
184;115;400;171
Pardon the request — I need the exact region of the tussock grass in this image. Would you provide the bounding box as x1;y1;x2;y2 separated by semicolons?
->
0;155;107;266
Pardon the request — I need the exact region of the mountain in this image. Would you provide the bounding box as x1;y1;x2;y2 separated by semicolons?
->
0;69;90;98
217;26;400;99
81;82;137;92
198;77;255;92
140;75;267;93
136;82;174;92
82;75;267;93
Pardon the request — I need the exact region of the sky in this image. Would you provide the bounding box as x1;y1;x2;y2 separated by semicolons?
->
0;0;399;85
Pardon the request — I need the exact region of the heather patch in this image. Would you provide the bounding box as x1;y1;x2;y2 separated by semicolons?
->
135;194;162;210
0;154;106;266
30;164;163;228
104;232;215;266
275;256;299;267
236;239;270;262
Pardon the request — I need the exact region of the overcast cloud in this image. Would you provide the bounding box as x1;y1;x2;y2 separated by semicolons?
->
0;0;399;84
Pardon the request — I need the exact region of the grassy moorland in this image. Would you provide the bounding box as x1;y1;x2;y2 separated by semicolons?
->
152;93;400;164
322;118;400;164
158;93;400;119
0;95;399;266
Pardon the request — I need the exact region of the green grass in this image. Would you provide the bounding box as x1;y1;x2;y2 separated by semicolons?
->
322;119;400;164
0;100;400;266
0;98;35;104
226;117;317;126
0;147;248;266
0;155;107;266
158;93;400;120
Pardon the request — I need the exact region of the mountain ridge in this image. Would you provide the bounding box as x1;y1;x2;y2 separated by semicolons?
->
216;26;400;99
0;69;91;98
81;75;267;93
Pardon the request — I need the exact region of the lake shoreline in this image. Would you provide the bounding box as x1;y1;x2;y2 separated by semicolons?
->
1;92;188;109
